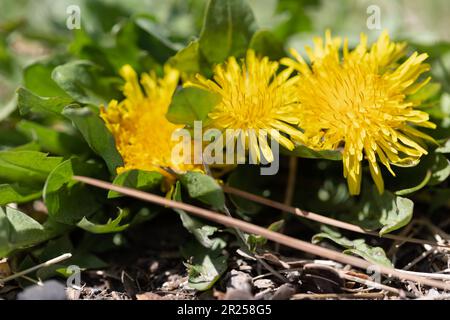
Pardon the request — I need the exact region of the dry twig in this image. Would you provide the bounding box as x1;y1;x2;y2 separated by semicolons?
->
0;253;72;284
73;175;450;291
222;185;450;249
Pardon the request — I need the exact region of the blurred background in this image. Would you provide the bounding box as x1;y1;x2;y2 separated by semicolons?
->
1;0;450;120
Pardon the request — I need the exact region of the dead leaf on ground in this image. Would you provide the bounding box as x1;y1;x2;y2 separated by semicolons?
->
0;259;11;279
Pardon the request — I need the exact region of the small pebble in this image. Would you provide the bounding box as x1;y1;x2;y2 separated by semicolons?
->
254;279;275;289
17;280;67;300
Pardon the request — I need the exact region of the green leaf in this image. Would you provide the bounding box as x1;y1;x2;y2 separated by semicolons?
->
350;186;413;236
428;154;450;185
0;206;49;257
179;218;224;250
199;0;257;64
108;169;164;198
249;29;286;60
78;15;178;72
436;139;450;153
387;153;450;194
173;182;226;250
43;158;103;225
110;16;177;71
8;141;41;152
284;144;343;161
343;245;393;268
31;235;107;280
182;240;228;291
62;105;123;174
133;17;179;63
36;235;73;262
408;82;441;103
168;40;210;77
247;220;284;251
52;60;120;105
166;87;221;126
16;120;87;156
378;196;414;236
69;28;122;73
273;0;316;41
82;0;130;34
411;42;450;59
17;87;73;116
23;60;70;97
0;184;42;206
312;227;393;267
179;171;225;209
0;150;63;184
429;93;450;127
77;209;129;234
394;170;431;196
0;126;28;149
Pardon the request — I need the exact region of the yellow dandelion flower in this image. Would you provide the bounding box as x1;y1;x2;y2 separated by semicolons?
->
186;50;302;163
282;30;435;195
100;64;198;180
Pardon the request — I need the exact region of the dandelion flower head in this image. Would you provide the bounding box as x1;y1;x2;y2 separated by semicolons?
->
186;50;303;163
282;31;435;195
101;64;198;179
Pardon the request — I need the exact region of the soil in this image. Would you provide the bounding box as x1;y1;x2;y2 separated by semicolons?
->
3;207;448;300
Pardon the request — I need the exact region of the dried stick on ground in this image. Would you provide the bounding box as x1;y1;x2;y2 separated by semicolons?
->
339;272;414;298
222;185;450;249
203;163;289;283
291;292;386;300
0;253;72;284
73;175;450;291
